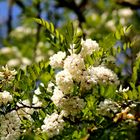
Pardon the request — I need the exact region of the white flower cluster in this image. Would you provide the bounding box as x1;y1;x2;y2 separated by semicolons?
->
64;54;85;82
41;112;64;138
104;8;133;31
58;96;85;116
10;26;36;39
7;57;31;69
0;110;21;140
80;39;99;58
0;91;13;106
51;87;85;117
0;47;21;57
0;47;31;69
98;99;120;117
43;38;119;137
88;66;119;85
51;87;85;116
0;65;17;81
80;70;96;90
34;82;44;95
56;70;74;94
51;87;64;107
49;51;66;68
118;8;133;18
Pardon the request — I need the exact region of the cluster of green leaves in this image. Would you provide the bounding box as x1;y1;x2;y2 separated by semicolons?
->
34;18;83;54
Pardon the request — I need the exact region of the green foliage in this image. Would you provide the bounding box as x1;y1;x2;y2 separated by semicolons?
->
34;18;84;55
14;61;51;90
34;18;67;51
1;1;140;140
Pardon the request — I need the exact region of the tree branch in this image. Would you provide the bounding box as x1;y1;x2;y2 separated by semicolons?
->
15;0;25;12
7;0;13;35
55;0;87;27
116;0;140;9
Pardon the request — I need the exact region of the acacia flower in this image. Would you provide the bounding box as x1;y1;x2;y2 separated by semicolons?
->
49;51;66;68
41;112;64;137
88;66;119;85
0;65;17;81
55;70;74;94
0;111;21;140
80;39;99;58
0;91;13;105
64;54;85;82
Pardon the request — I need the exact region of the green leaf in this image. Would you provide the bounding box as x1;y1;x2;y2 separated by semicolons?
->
125;25;132;33
34;18;65;44
99;33;116;51
115;30;121;40
73;31;83;54
74;44;82;54
27;66;36;81
64;22;74;44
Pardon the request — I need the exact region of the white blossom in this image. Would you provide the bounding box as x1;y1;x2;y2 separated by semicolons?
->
51;87;85;116
80;70;96;90
88;66;119;84
64;54;85;82
58;96;85;116
34;87;41;95
0;91;13;105
59;110;69;118
47;82;55;92
7;59;20;67
0;47;21;57
35;55;45;62
48;50;54;56
56;70;74;94
116;85;129;93
32;95;42;107
136;52;140;60
7;57;31;69
0;47;13;54
41;112;64;138
0;65;17;81
51;87;64;107
49;51;66;68
116;8;133;26
0;111;21;140
10;26;36;39
105;20;116;31
98;99;120;117
118;8;133;18
21;57;31;65
80;39;99;57
34;82;44;95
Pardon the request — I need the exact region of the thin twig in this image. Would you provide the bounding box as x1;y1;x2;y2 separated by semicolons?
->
7;0;13;35
116;0;140;9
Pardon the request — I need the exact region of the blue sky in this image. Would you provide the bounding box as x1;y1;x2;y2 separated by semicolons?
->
0;1;21;23
0;1;21;38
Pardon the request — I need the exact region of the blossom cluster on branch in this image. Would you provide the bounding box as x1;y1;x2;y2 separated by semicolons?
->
40;38;120;137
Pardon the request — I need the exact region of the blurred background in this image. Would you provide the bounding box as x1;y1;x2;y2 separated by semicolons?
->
0;0;140;76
